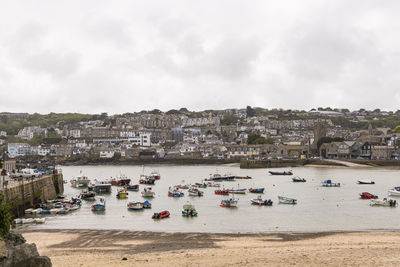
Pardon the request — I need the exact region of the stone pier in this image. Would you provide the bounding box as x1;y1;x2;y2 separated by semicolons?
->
0;174;64;217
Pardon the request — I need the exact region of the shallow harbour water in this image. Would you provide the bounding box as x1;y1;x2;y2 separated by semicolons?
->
19;164;400;233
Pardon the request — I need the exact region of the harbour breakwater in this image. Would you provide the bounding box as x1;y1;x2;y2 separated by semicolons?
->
1;174;64;217
240;159;346;168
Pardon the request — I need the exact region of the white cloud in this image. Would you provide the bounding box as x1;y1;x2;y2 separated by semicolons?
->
0;0;399;113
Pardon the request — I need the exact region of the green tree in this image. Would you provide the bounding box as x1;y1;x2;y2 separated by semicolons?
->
394;126;400;133
220;114;239;125
0;192;12;237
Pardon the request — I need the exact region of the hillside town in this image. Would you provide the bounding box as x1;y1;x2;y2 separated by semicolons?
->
1;107;400;167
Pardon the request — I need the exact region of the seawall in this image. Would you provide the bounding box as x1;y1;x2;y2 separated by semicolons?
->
1;174;64;217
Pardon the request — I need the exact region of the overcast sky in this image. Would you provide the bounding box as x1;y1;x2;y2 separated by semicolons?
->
1;0;400;114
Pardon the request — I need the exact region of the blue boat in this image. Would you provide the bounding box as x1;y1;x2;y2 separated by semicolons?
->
322;180;340;187
249;188;264;193
91;197;106;211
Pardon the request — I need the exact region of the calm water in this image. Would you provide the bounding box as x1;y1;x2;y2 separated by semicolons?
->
18;164;400;233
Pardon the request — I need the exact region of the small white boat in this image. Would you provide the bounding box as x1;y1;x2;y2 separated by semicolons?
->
370;198;397;207
24;208;34;214
127;202;143;210
388;188;400;197
31;208;43;214
56;207;70;214
141;187;155;197
278;196;297;204
69;204;80;211
251;195;273;206
50;208;60;214
358;179;375;184
21;218;35;224
188;187;204;197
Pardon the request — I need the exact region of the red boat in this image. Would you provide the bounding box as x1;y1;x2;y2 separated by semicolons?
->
149;171;161;180
139;178;155;185
152;210;170;219
360;192;378;199
110;179;131;186
214;190;230;195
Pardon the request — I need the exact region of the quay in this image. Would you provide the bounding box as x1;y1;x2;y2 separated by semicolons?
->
0;173;64;216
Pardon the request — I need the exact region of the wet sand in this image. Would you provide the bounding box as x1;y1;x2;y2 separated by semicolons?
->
21;230;400;266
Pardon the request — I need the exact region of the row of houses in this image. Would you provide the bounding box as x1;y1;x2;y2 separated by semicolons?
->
320;141;398;160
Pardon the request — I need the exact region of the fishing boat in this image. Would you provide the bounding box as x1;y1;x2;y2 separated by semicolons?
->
194;182;207;188
110;173;131;186
127;202;143;210
139;176;155;185
269;171;293;176
251;195;273;206
182;202;198;217
370;198;397;207
206;173;235;181
360;192;378;199
149;171;161;180
249;188;265;193
321;180;340;187
126;184;139;191
220;198;238;207
80;190;96;200
278;196;297;204
227;188;247;194
70;179;85;188
24;208;34;214
214;189;230;195
292;177;306;182
206;182;221;187
168;187;184;197
68;204;81;211
76;175;90;187
116;189;128;199
33;218;46;224
94;181;112;193
91;197;106;211
188;187;204;197
388;187;400;196
358;179;375;184
141;187;155;198
152;210;170;219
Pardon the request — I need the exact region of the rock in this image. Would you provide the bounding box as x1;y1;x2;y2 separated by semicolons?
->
0;238;52;267
3;233;25;246
122;257;127;261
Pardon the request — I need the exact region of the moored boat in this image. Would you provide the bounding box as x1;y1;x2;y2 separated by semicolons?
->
220;198;238;207
370;198;397;207
110;174;131;186
182;202;198;217
139;176;155;185
141;187;155;198
227;188;247;194
321;180;340;187
152;210;170;219
149;171;161;180
292;177;306;182
80;190;96;200
360;192;378;199
214;189;230;195
269;171;293;176
249;188;264;193
126;184;139;191
188;187;204;197
127;202;143;210
168;187;184;197
251;195;273;206
358;179;375;184
206;173;235;181
91;197;106;211
278;196;297;204
116;189;128;199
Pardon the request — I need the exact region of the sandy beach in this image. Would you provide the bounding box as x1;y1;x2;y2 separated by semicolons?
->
20;230;400;266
